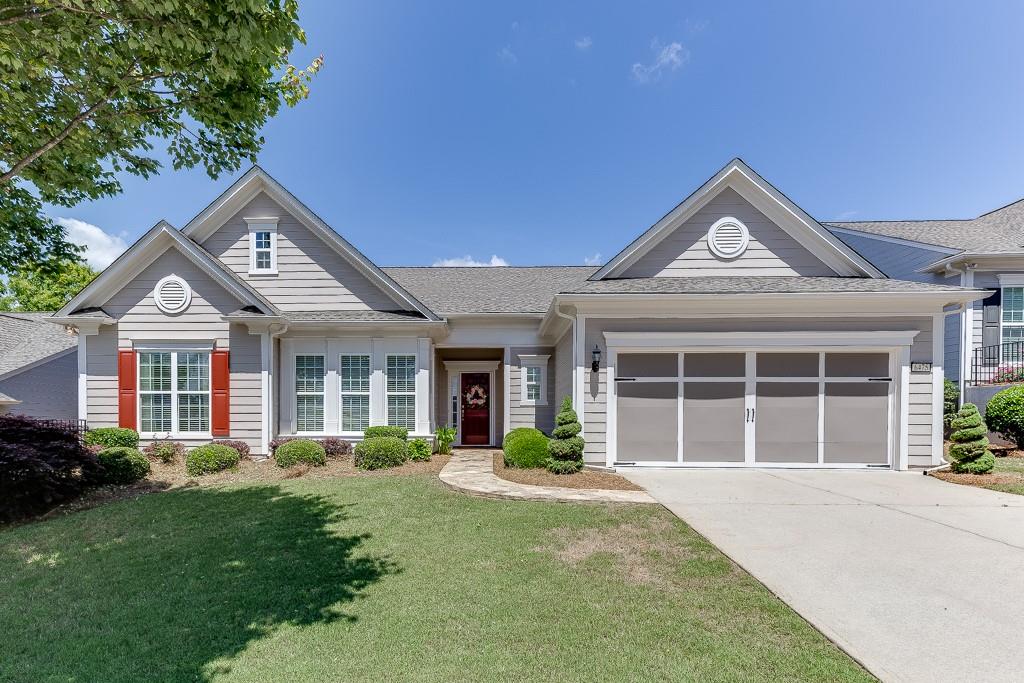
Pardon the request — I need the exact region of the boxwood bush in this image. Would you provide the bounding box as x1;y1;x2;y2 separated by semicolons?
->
546;396;584;474
186;443;240;476
274;439;327;468
948;403;995;473
354;436;408;470
0;414;101;521
985;385;1024;447
408;438;432;461
84;427;139;449
503;428;550;468
97;447;151;485
142;440;185;463
364;426;408;440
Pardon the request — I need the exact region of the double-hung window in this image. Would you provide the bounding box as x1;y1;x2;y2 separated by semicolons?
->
340;354;370;431
139;351;209;434
386;355;416;429
295;355;325;432
518;355;549;406
247;219;278;274
1003;287;1024;343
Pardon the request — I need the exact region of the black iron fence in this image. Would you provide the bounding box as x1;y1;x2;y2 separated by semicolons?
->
16;417;89;438
970;341;1024;386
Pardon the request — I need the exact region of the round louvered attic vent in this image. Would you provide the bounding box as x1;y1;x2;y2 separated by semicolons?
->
707;217;750;259
153;275;192;314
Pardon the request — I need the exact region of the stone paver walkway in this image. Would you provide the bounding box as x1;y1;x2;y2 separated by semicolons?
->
439;449;655;504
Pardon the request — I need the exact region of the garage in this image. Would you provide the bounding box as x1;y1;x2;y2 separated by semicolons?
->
611;349;893;468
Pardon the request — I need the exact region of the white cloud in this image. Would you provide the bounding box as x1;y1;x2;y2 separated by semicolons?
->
498;45;518;65
433;254;510;267
574;36;592;50
583;253;602;266
55;217;128;269
631;40;689;84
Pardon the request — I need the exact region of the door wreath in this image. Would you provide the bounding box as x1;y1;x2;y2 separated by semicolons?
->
464;384;487;407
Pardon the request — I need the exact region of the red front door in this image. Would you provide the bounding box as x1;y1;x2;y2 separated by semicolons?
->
460;372;490;445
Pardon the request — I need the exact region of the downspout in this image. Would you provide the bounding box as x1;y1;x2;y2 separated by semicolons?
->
553;304;576;409
267;322;288;453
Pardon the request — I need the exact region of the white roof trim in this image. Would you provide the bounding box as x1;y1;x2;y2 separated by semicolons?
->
604;330;920;348
55;221;275;318
593;158;884;280
181;166;441;321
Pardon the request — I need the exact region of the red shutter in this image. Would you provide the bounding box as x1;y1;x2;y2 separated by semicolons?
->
211;350;230;436
118;350;137;429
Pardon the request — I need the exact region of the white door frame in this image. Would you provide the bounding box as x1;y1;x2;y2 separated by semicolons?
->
606;340;911;469
443;360;499;447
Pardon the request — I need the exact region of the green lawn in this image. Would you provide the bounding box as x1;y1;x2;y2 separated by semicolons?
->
987;454;1024;495
0;475;872;682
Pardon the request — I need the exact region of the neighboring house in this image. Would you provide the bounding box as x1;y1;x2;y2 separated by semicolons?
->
0;312;79;418
828;200;1024;408
53;159;986;470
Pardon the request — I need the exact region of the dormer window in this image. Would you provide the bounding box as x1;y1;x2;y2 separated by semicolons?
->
246;217;278;274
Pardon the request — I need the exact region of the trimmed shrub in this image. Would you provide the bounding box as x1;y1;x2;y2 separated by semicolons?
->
0;414;101;521
948;403;995;474
985;385;1024;447
274;439;327;468
97;447;151;485
354;436;408;470
321;437;353;457
186;443;240;476
142;440;185;463
943;379;960;435
364;426;408;440
212;439;251;458
503;428;549;468
408;438;432;461
435;426;456;454
84;427;139;449
546;396;584;474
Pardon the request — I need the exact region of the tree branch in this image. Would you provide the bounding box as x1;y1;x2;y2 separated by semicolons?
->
0;97;110;184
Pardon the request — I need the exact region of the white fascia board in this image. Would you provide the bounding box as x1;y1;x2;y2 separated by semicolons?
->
56;221;274;317
604;329;920;349
919;252;1024;274
593;159;884;280
181;166;440;321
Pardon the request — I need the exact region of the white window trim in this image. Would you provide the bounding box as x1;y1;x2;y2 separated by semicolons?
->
137;349;211;438
246;217;279;275
518;354;550;407
294;354;326;434
385;353;417;429
339;353;371;432
1000;286;1024;346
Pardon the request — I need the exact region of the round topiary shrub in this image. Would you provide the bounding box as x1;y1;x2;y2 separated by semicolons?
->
502;428;549;468
546;396;584;474
274;439;327;468
142;440;186;463
985;385;1024;447
84;427;139;449
364;426;409;440
949;403;995;474
354;436;409;470
0;414;102;521
408;438;431;462
186;443;241;476
97;447;151;484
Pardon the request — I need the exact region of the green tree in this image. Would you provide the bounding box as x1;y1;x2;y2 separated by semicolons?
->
0;0;322;274
0;259;97;310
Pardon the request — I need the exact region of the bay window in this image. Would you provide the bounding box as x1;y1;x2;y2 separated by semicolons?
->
138;351;209;434
386;354;416;428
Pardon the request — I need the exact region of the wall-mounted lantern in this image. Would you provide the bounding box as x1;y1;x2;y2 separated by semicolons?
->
591;346;601;373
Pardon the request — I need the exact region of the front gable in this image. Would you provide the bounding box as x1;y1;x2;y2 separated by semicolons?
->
595;159;883;280
620;187;835;277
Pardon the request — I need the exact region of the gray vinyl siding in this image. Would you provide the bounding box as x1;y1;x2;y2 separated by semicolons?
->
554;329;573;410
228;324;263;454
621;188;836;278
583;316;937;467
200;192;400;312
508;346;556;434
833;230;963;381
86;325;118;427
0;350;77;419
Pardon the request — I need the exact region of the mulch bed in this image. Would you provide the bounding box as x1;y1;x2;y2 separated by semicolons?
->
492;452;641;491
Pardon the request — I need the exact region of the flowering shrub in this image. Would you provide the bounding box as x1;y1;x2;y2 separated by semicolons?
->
993;365;1024;384
142;440;186;463
212;439;251;458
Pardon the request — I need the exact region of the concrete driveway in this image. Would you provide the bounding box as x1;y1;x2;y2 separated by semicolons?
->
621;468;1024;683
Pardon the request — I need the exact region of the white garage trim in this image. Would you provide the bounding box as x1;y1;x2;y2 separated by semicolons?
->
605;331;916;470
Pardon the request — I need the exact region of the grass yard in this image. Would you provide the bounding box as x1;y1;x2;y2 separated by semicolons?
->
0;474;872;682
934;450;1024;495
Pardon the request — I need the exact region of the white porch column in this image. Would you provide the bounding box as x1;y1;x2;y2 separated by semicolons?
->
931;312;945;466
416;337;431;435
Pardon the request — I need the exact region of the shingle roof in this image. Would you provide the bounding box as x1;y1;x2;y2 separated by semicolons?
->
383;266;598;314
0;312;77;377
827;198;1024;253
561;276;981;295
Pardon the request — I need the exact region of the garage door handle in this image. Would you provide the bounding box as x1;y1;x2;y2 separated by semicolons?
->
614;377;636;382
867;377;892;382
745;408;755;423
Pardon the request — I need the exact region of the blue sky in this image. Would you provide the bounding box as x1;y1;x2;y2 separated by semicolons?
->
51;0;1024;269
